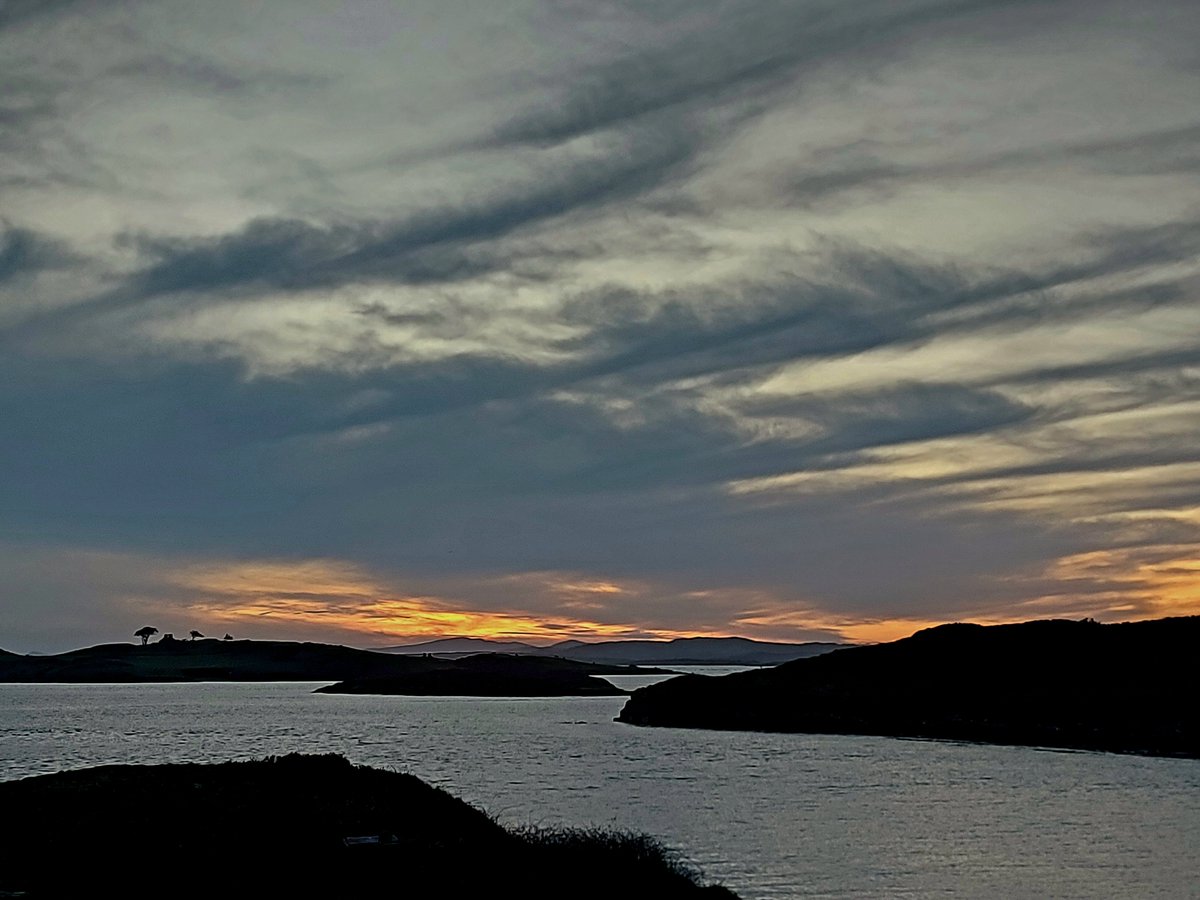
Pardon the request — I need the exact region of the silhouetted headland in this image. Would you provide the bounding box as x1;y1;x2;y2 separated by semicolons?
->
0;638;655;694
617;616;1200;758
0;754;737;898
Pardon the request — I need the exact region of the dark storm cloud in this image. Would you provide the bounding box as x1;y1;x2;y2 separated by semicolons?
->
0;0;83;29
746;384;1033;454
104;52;326;96
3;212;1192;505
1000;345;1200;389
0;77;60;162
551;222;1200;390
494;0;1054;148
99;124;697;298
0;236;1073;639
843;218;1200;345
0;92;51;133
12;216;1196;440
2;0;1198;650
0;3;86;167
938;450;1200;493
0;347;1034;537
0;341;1077;627
0;223;77;283
9;0;1195;346
58;222;1144;395
1035;122;1200;178
456;384;1034;497
107;54;252;93
779;122;1200;210
0;79;121;192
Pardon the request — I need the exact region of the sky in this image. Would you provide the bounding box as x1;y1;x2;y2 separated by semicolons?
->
2;0;1199;652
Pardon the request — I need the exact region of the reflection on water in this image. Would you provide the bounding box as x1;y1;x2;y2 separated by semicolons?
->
2;682;1198;899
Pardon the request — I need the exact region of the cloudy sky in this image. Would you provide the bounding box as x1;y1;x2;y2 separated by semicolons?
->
2;0;1198;652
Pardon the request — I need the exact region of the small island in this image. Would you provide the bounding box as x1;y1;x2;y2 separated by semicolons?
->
316;653;637;696
617;616;1200;758
0;753;737;898
0;638;658;695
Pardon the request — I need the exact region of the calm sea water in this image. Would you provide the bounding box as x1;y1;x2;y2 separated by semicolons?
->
2;679;1198;899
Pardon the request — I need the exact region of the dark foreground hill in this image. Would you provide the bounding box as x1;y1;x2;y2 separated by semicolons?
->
0;754;737;899
618;616;1200;758
0;639;651;693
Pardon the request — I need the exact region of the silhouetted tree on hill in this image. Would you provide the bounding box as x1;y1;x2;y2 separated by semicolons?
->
134;626;158;646
190;630;204;641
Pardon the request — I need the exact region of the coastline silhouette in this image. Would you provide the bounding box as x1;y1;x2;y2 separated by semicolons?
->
618;616;1200;758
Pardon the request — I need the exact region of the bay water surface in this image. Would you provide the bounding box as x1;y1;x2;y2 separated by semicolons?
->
2;679;1197;899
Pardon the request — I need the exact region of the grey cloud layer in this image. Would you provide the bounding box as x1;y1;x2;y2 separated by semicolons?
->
1;0;1198;650
0;223;77;283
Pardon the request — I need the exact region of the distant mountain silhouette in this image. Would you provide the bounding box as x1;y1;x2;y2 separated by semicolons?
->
380;636;546;656
379;635;843;666
0;754;737;898
0;639;654;693
618;616;1200;758
548;637;842;666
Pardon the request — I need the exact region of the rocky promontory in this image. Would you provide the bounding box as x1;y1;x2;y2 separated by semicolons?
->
0;638;654;694
618;616;1200;758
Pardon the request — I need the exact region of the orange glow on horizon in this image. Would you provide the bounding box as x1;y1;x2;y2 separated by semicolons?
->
732;610;951;644
205;598;651;643
118;549;1200;649
1017;545;1200;621
149;559;724;645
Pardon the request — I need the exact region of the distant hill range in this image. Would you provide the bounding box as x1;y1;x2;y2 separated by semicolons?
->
378;636;844;666
617;616;1200;758
0;639;655;694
